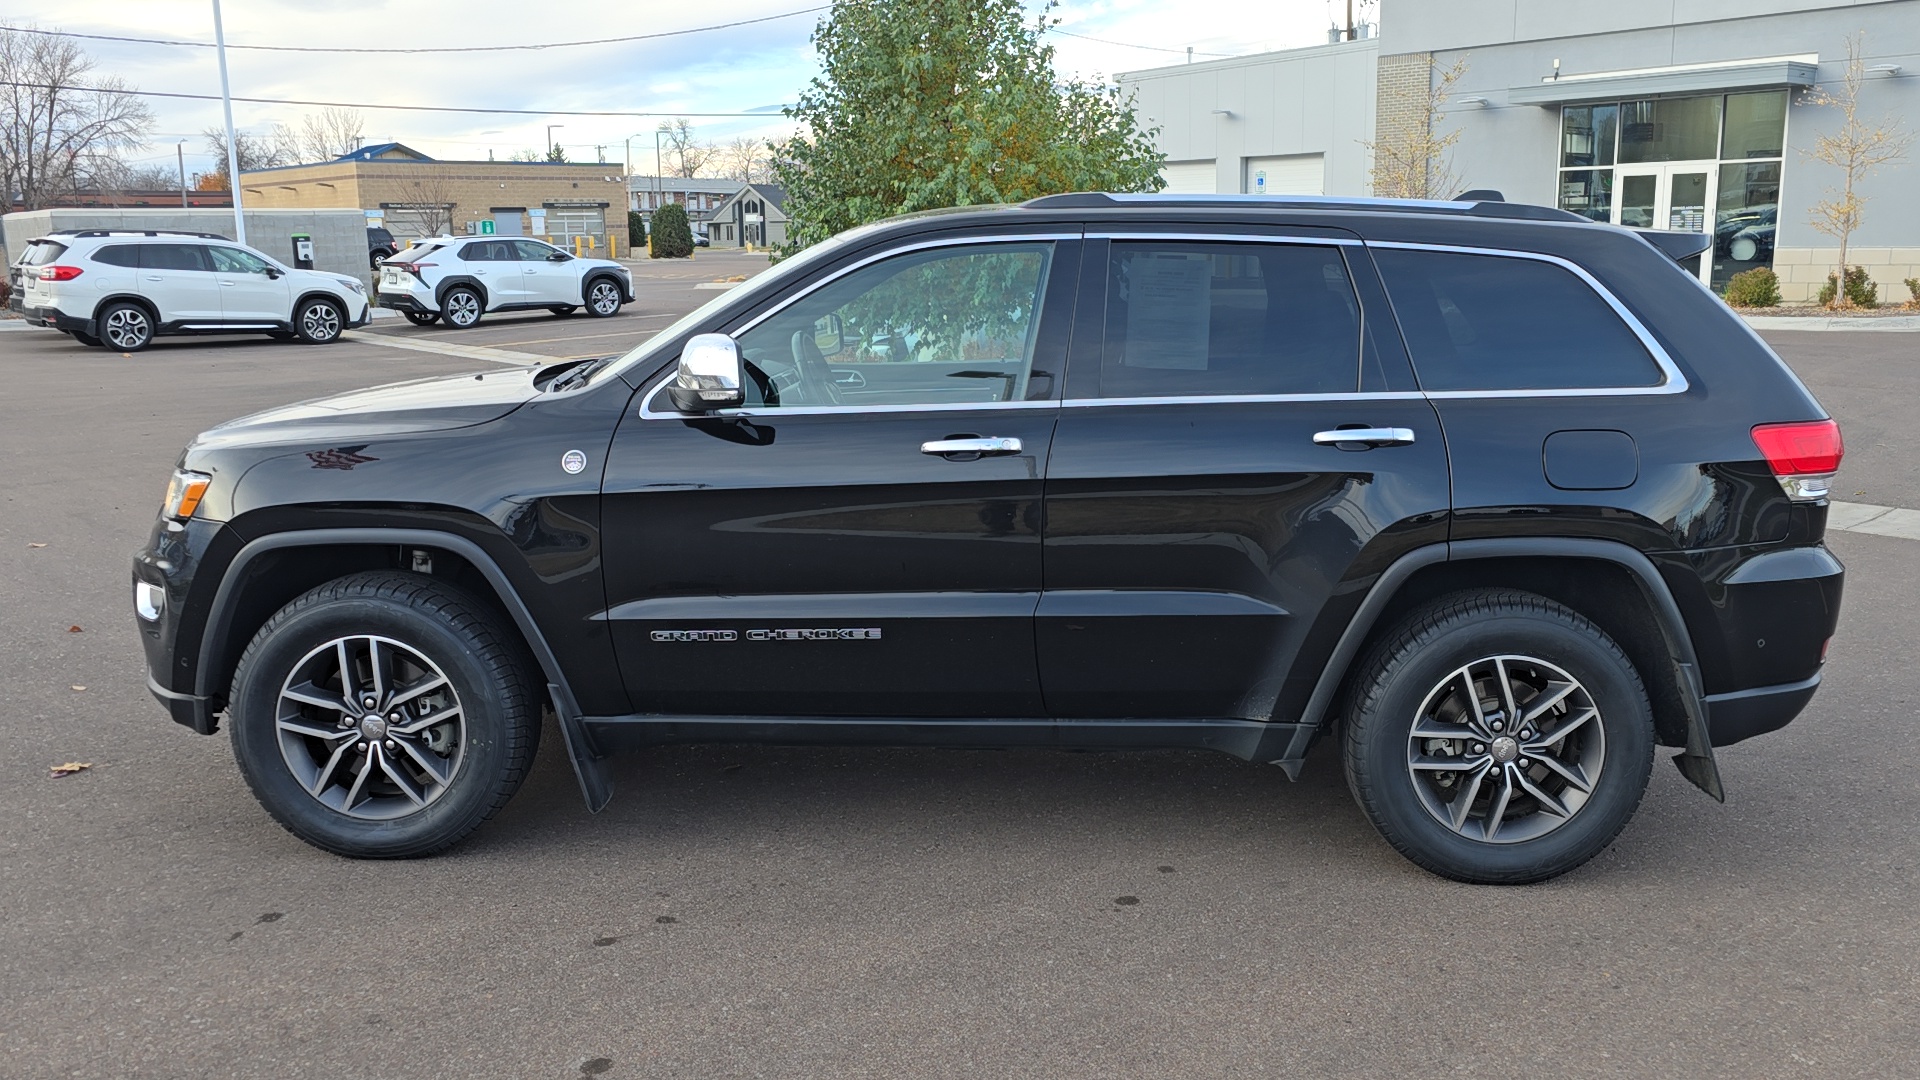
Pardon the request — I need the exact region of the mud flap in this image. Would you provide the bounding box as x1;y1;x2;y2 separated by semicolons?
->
550;682;612;813
1670;661;1725;802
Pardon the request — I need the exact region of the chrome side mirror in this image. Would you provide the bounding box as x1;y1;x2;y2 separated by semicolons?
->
666;333;745;411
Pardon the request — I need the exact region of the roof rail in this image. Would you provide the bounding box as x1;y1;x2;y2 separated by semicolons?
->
1020;191;1584;223
44;228;232;240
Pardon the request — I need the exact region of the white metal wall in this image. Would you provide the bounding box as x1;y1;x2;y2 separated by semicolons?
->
1160;161;1219;193
1242;154;1326;195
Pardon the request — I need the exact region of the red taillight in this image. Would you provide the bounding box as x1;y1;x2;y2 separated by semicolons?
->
1752;419;1844;477
37;265;84;281
391;262;434;276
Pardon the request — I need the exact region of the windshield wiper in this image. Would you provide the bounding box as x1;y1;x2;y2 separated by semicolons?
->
547;355;612;393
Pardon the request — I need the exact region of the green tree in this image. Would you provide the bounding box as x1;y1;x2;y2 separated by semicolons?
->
773;0;1164;255
545;144;569;163
650;202;694;259
627;210;647;248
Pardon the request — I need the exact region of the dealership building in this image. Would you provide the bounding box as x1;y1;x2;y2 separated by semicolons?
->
1119;0;1920;301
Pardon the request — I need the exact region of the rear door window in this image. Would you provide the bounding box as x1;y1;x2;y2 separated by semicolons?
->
140;243;212;272
1372;247;1665;391
1092;241;1361;398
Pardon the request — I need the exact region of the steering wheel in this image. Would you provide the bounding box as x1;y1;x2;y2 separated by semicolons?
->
789;329;845;406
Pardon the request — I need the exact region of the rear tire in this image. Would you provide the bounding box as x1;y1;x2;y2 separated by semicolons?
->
98;302;154;352
441;286;483;328
294;297;345;344
1342;589;1654;885
227;572;541;858
402;310;439;326
548;305;577;317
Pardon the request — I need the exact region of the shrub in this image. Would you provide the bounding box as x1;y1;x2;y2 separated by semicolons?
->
0;276;10;309
649;202;694;259
1724;267;1781;308
1906;276;1920;310
1816;265;1878;308
627;210;646;249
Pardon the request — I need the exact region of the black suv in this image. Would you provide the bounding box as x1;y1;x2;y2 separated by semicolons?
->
133;194;1845;883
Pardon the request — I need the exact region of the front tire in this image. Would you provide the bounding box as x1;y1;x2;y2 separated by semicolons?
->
98;302;154;351
71;329;104;347
585;278;622;318
294;297;344;344
548;305;577;317
441;286;483;328
1343;590;1654;885
227;572;540;858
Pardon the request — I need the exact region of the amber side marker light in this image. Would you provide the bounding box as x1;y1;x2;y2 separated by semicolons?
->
163;471;212;520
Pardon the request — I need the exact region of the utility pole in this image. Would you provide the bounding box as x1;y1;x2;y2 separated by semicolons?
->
211;0;246;242
1346;0;1355;40
177;141;187;207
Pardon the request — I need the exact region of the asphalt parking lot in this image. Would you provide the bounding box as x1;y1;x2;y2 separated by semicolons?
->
3;273;1919;1077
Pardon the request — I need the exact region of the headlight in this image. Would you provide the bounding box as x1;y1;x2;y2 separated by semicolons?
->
161;470;212;520
343;279;367;294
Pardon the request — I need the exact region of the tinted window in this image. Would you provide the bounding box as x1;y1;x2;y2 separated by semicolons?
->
1096;241;1359;398
91;245;139;267
459;241;514;262
1373;248;1663;391
22;240;70;266
729;243;1054;409
207;246;273;274
141;243;211;272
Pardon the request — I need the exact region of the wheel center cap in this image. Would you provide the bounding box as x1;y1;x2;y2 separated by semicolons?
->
1490;736;1520;764
359;715;388;740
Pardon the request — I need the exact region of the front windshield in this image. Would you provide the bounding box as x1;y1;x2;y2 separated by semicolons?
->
602;225;875;384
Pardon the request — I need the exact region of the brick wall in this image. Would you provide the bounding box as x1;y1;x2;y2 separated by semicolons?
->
1371;52;1433;196
240;161;629;243
1772;247;1920;305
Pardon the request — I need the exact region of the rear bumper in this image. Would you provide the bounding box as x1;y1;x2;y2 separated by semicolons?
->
376;292;433;314
22;305;91;334
1705;674;1821;746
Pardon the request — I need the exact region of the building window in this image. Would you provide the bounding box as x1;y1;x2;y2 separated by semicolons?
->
1555;90;1787;293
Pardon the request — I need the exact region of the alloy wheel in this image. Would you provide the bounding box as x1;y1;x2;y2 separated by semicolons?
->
590;282;620;314
301;301;342;341
274;634;466;820
446;292;480;326
1405;654;1605;844
103;307;150;349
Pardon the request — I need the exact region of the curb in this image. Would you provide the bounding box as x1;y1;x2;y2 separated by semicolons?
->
1743;314;1920;332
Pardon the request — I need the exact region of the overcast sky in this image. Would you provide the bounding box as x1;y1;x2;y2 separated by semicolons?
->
17;0;1363;179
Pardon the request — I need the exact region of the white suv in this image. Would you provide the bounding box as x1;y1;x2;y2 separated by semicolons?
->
375;235;632;328
9;230;370;352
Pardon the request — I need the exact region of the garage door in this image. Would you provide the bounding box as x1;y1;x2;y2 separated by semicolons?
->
1243;154;1325;196
1159;160;1218;194
545;208;606;247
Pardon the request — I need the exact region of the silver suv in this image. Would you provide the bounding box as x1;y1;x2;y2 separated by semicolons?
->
9;229;370;351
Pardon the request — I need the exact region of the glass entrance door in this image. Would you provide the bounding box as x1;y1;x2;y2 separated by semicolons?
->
1613;163;1717;282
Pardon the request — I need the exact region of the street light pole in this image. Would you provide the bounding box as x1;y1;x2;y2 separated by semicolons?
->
654;128;665;211
177;140;188;207
546;124;564;159
211;0;246;243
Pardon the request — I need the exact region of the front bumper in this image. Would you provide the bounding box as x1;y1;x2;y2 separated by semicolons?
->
133;516;235;735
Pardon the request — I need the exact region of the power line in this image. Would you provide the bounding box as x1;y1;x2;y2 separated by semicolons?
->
0;79;789;119
1047;27;1236;58
0;8;828;54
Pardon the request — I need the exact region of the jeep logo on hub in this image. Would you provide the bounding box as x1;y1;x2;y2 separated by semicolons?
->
650;628;883;643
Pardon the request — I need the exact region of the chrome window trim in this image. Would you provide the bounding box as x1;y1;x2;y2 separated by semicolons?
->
639;232;1077;421
1364;240;1690;398
1063;391;1427;409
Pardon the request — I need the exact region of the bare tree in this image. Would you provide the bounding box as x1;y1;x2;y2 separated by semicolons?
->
716;135;775;184
199;124;298;182
0;26;154;209
78;155;177;198
298;107;365;162
1802;32;1914;309
1364;55;1467;200
657;118;717;178
390;174;458;237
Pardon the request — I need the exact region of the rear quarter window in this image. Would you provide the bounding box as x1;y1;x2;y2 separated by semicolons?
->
91;245;140;267
1372;247;1665;392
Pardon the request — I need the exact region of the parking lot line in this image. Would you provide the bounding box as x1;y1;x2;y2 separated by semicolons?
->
339;330;543;366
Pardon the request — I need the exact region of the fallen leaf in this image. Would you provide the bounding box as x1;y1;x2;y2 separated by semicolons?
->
70;684;86;691
50;762;92;777
68;625;83;633
27;542;46;548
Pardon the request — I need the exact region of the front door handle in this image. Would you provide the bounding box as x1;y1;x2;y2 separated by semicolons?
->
921;436;1022;457
1313;427;1416;449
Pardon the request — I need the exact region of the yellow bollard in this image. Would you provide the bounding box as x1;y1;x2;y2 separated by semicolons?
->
608;235;617;260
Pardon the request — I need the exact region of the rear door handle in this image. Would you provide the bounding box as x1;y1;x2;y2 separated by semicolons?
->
1313;427;1416;448
921;436;1022;456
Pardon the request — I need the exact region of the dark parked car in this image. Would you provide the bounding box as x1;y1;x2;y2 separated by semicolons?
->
367;226;397;269
134;193;1844;883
